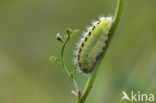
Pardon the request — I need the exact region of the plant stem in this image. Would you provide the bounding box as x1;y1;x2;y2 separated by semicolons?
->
61;36;70;76
76;0;124;102
61;35;79;91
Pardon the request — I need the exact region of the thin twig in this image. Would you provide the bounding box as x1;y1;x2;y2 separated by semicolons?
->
61;33;79;91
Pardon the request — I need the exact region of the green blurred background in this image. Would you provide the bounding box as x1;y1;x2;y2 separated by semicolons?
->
0;0;156;103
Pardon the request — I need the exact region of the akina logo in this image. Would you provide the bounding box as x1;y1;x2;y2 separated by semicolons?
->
121;91;155;102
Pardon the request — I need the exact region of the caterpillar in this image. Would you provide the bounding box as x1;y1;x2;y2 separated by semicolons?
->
74;16;113;73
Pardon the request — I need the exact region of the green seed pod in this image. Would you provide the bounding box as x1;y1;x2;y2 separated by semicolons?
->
74;16;113;73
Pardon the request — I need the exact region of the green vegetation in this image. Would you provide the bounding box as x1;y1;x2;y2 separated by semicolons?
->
0;0;156;103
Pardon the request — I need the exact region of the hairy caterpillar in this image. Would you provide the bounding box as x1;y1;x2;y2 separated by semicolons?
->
74;16;113;73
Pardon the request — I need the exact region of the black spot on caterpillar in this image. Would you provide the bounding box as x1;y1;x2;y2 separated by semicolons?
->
81;43;84;47
88;32;91;36
79;49;82;53
85;37;87;41
92;26;95;30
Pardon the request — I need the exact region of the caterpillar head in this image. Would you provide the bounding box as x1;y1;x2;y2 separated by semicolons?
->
74;16;113;73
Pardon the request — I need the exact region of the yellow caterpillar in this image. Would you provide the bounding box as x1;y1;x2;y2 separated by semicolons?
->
74;16;113;73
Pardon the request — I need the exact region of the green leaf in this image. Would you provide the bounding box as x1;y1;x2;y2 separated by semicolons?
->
70;29;79;37
49;56;61;65
64;29;79;39
70;73;74;80
70;67;77;80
